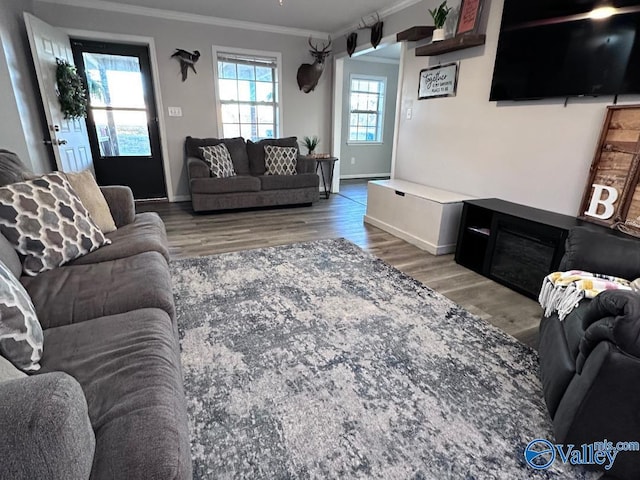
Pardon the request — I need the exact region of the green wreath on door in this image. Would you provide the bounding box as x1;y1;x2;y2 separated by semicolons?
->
55;58;88;119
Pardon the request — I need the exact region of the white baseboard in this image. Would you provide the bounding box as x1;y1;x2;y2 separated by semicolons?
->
171;195;191;202
363;215;456;256
340;173;391;180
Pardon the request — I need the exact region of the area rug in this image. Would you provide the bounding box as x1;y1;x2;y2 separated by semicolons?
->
171;239;597;479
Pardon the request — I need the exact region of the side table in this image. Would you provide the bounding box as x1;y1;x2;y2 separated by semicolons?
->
314;157;338;199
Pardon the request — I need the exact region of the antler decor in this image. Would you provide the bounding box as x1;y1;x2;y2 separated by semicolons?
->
359;12;384;48
347;32;358;57
296;36;332;94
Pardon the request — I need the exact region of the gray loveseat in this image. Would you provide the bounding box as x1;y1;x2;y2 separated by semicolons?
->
185;136;319;212
0;153;192;479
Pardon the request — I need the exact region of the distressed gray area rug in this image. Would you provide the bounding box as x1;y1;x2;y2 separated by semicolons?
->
171;239;597;480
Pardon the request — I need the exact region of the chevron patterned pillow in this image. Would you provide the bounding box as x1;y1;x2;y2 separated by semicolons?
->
264;145;297;176
199;144;236;178
0;172;111;276
0;260;43;371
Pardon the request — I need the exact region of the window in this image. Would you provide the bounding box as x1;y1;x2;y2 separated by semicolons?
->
348;75;386;143
214;48;281;141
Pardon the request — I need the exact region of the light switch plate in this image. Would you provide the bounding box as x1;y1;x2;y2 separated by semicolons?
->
168;107;182;117
406;108;412;120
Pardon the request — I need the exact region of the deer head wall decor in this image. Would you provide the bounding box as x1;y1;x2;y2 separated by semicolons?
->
296;36;332;94
359;13;384;48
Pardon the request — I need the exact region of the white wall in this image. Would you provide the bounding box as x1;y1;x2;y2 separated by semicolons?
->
32;1;332;200
0;0;52;173
383;0;640;216
340;58;398;178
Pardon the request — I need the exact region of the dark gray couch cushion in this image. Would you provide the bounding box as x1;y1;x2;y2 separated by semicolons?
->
100;185;136;228
21;251;174;329
560;226;640;280
246;137;298;175
190;175;261;194
39;309;191;480
0;372;95;480
68;212;169;265
0;232;21;278
0;149;33;187
259;173;319;191
0;354;26;382
185;136;250;175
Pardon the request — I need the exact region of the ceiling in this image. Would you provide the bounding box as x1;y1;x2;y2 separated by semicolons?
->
45;0;414;34
355;42;401;61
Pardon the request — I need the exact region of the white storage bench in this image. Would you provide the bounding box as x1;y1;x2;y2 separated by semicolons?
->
364;179;474;255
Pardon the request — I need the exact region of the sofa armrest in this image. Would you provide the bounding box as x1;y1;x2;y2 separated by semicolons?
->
0;372;95;479
297;155;316;174
576;290;640;372
188;157;210;180
560;226;640;279
100;186;135;227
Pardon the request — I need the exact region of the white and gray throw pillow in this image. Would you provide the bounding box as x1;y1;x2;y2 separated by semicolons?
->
0;260;43;372
199;144;236;178
264;145;297;175
0;172;111;276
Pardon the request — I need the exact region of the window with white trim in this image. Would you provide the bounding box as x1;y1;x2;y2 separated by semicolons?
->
348;75;386;143
215;50;280;141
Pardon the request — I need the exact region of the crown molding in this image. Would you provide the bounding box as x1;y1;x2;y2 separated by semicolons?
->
348;55;400;65
332;0;425;37
35;0;331;38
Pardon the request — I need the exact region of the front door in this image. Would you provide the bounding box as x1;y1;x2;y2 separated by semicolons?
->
24;13;93;172
71;40;166;199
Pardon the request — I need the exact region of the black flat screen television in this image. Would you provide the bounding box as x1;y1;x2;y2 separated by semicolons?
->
490;1;640;101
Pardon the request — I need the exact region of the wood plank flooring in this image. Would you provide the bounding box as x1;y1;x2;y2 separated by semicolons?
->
138;182;542;348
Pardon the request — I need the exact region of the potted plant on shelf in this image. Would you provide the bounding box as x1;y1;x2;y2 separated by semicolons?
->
429;1;452;42
302;136;320;156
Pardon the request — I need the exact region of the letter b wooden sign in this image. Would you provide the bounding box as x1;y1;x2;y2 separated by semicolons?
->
579;105;640;230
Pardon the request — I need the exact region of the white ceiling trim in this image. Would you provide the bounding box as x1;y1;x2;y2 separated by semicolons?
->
332;0;425;37
349;56;399;65
35;0;331;38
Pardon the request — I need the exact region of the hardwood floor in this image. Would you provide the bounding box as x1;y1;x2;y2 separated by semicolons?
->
138;182;542;348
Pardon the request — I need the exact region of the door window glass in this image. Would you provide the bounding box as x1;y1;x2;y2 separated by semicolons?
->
82;52;151;157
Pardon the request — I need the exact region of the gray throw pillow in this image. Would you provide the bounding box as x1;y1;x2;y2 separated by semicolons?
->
264;145;297;175
0;354;27;382
0;172;111;276
0;260;43;372
0;149;33;187
199;144;236;178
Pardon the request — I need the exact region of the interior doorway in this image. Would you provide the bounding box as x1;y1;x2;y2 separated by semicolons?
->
332;36;405;197
71;40;167;199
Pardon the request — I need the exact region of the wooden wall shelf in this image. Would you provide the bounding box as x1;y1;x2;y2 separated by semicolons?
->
397;26;436;42
415;34;486;56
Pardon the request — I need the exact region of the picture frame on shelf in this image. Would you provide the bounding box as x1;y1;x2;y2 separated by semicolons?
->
456;0;483;36
418;62;459;99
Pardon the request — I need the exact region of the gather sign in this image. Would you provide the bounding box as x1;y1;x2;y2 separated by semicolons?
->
418;62;458;99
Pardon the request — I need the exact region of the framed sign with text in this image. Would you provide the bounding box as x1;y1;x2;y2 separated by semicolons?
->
418;62;459;100
456;0;483;35
579;105;640;235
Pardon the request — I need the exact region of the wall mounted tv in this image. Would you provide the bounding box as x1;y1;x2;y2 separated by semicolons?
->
490;1;640;101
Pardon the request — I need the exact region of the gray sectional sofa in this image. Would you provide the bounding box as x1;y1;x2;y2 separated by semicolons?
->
0;156;192;479
185;136;319;212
